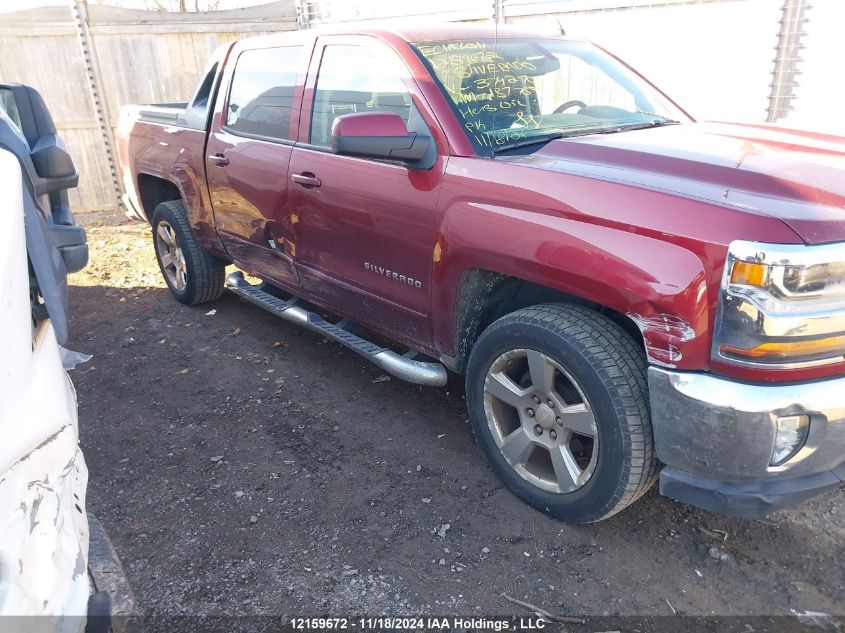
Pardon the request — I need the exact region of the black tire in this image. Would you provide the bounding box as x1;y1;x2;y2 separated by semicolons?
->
151;200;224;305
465;303;659;523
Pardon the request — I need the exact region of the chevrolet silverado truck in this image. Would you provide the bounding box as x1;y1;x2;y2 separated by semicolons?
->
116;24;845;523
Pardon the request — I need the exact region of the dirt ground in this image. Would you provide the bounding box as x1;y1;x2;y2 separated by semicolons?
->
68;219;844;628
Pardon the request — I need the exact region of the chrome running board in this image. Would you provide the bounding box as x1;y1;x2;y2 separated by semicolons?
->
225;272;448;387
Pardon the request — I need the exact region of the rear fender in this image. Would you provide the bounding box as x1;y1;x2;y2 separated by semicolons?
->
129;121;227;258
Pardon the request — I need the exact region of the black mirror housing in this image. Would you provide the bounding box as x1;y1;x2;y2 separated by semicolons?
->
31;138;77;180
1;83;79;192
329;111;436;169
332;132;431;165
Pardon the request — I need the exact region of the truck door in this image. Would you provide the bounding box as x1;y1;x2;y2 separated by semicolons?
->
288;36;447;344
206;43;307;287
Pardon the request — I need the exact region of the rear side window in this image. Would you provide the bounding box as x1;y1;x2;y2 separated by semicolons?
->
310;44;412;147
225;46;302;141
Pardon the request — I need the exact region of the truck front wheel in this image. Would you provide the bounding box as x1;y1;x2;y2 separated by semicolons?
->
465;304;659;523
151;200;224;305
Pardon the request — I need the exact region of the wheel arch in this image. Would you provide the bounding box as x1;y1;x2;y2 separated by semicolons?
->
450;268;645;374
137;173;182;223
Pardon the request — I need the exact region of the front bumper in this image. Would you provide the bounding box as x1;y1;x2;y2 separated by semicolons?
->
648;367;845;517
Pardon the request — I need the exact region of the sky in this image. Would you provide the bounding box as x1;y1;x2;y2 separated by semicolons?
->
2;0;67;8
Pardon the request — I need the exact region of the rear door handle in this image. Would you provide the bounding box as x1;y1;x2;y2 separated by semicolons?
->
208;153;229;166
291;172;321;188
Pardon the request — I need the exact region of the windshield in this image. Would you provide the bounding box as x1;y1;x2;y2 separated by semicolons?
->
412;38;690;152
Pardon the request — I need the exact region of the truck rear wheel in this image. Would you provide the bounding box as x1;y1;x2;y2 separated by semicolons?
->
151;200;224;305
465;304;658;523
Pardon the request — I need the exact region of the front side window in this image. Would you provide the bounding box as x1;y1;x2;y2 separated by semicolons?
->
0;88;24;138
226;46;302;141
412;39;690;152
310;44;412;147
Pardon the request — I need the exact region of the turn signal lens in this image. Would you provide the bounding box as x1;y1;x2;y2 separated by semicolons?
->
720;335;845;362
730;261;768;286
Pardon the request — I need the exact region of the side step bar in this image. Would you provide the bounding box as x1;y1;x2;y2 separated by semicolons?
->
225;272;448;387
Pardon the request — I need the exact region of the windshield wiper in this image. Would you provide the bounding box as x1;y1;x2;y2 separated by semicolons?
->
490;118;681;155
490;131;571;154
598;118;680;134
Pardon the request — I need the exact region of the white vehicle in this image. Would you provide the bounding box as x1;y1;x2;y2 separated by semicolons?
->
0;148;89;629
0;84;132;632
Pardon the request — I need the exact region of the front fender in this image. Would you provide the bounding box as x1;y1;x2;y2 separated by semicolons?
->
433;199;711;369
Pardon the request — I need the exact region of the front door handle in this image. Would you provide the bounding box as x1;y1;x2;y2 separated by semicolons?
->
208;153;229;166
291;172;321;188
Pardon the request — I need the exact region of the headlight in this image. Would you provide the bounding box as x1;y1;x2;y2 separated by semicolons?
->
713;241;845;368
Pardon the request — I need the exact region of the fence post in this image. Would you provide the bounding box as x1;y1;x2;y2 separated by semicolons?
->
72;0;122;211
767;0;811;122
493;0;504;23
296;0;311;29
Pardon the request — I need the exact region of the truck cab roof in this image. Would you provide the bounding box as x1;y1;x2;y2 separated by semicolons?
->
236;22;566;49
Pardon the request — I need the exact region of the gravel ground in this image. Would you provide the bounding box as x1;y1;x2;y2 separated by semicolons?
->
68;219;845;628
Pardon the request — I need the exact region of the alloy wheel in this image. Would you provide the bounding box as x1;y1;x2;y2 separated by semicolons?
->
155;220;188;292
482;348;599;494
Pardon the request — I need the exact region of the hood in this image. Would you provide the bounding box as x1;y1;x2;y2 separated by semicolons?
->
509;122;845;245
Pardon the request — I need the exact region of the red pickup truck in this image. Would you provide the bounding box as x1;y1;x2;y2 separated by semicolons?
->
116;23;845;523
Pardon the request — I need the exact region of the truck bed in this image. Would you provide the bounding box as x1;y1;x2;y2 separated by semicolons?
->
134;103;192;128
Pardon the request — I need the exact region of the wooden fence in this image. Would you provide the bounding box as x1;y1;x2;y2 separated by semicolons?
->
0;1;297;213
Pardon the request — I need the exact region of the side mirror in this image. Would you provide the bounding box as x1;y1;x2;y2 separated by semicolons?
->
0;84;78;192
29;136;79;196
31;136;76;180
330;112;431;166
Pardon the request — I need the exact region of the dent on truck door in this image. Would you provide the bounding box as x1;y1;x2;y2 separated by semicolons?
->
288;38;446;343
206;44;307;287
